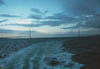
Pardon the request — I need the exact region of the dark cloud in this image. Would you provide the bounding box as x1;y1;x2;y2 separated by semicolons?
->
64;13;100;29
31;8;42;14
31;8;48;14
46;12;76;22
28;14;41;19
0;19;8;23
62;25;79;29
28;1;100;30
41;21;62;26
83;14;100;28
7;24;42;27
29;8;48;19
46;12;74;20
37;13;77;26
7;20;68;27
0;28;36;34
0;0;4;6
28;12;77;27
61;0;100;16
0;29;36;38
0;14;20;17
0;29;14;33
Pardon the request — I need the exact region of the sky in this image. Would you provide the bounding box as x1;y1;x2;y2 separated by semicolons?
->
0;0;100;38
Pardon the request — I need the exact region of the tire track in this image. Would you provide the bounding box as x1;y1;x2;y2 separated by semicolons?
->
0;40;84;69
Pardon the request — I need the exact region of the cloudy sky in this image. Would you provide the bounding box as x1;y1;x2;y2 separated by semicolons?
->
0;0;100;38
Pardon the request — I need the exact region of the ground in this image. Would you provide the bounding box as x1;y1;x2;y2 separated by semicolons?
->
0;36;100;69
63;35;100;69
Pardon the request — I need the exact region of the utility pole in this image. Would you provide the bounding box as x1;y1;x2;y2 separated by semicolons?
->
78;22;81;37
29;27;31;39
78;16;83;37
